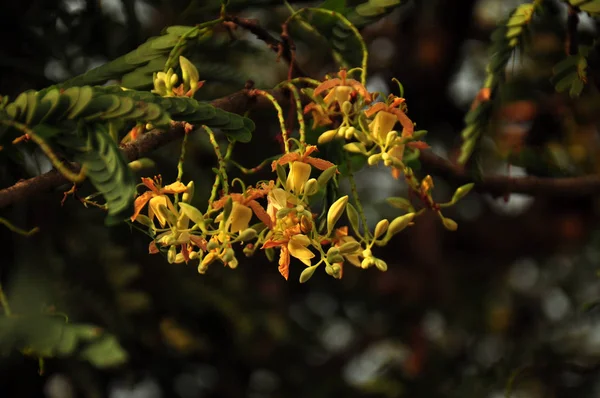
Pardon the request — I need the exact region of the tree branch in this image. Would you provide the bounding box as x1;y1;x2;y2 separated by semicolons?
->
2;88;600;210
418;150;600;198
0;88;293;209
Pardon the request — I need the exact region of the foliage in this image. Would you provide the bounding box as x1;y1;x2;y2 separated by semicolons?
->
1;0;600;396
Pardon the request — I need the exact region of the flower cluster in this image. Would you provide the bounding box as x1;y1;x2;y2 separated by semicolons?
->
129;68;473;282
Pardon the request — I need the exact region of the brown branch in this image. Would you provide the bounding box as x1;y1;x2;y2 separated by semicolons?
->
566;4;579;56
0;88;294;209
418;150;600;198
222;15;307;78
2;87;600;210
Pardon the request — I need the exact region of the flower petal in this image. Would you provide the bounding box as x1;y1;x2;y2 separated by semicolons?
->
304;157;336;171
149;196;169;227
370;111;398;141
278;246;291;280
131;191;154;221
288;235;314;266
286;161;312;193
248;200;272;229
162;181;188;194
229;202;253;233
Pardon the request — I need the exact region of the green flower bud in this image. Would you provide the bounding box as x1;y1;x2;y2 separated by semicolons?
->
341;101;353;115
318;129;338;145
368;154;382;166
168;246;177;264
373;219;389;239
339;241;361;254
238;228;257;242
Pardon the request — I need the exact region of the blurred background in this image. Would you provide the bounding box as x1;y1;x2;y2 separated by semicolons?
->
2;0;600;397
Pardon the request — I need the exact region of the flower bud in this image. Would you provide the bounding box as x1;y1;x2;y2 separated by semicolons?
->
327;195;348;235
182;181;195;204
189;251;199;260
303;178;319;196
337;126;347;138
276;207;292;219
375;259;388;272
385;131;398;147
317;165;337;188
343;142;366;154
207;240;219;251
227;257;239;269
238;228;257;242
339;241;361;254
442;217;458;231
341;101;353;115
373;219;389;239
451;183;474;203
318;129;338;145
368;154;382;166
386;213;415;239
168;246;177;264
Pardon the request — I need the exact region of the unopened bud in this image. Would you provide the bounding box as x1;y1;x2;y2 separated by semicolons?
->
168;246;177;264
318;129;338;145
368;154;382;166
238;228;257;242
341;101;353;115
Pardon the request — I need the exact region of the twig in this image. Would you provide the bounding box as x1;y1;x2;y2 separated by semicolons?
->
223;15;307;78
2;88;600;211
566;4;579;56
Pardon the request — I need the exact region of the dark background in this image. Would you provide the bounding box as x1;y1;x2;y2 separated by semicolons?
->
2;0;600;397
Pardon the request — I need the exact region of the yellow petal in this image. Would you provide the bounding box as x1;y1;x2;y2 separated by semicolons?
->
286;161;312;193
288;235;314;266
229;202;253;233
327;195;348;235
149;196;169;227
162;181;188;194
323;86;353;107
369;111;398;141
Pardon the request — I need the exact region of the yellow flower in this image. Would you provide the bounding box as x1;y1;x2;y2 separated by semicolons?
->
369;111;398;142
228;202;253;233
262;233;315;280
286;161;312;194
131;177;188;227
313;69;372;107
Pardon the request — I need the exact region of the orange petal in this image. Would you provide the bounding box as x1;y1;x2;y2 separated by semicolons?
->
392;167;402;179
302;145;319;158
149;241;159;254
181;244;190;264
407;141;430;149
248;200;272;229
131;191;154;221
278;246;291;280
162;181;188;194
271;152;300;171
262;239;286;250
140;177;158;192
390;108;414;134
305;157;336;171
364;102;386;118
313;78;343;97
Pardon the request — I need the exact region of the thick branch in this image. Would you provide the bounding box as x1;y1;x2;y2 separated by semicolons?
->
0;88;293;209
2;88;600;210
419;150;600;198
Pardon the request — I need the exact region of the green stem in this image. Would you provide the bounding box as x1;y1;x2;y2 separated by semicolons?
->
279;82;306;145
3;120;86;183
0;217;39;236
251;89;290;153
346;154;370;239
286;8;369;85
205;126;229;208
174;130;189;205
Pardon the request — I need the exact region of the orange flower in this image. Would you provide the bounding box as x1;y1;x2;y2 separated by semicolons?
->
271;145;336;173
263;234;315;280
313;69;372;106
131;177;188;227
212;181;274;229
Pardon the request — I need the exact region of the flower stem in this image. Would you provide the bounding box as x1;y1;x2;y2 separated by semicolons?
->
346;154;370;240
174;130;189;205
0;217;39;236
250;89;290;153
279;82;306;145
205;126;229;208
2;120;86;183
